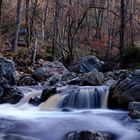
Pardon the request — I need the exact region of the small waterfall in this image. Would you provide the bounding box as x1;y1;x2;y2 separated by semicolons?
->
57;86;109;109
13;86;109;110
39;94;62;110
16;87;42;105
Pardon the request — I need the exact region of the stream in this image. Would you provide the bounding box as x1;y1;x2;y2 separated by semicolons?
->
0;86;139;140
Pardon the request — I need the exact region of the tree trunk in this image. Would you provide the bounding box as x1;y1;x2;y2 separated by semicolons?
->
52;0;59;61
12;0;22;52
31;37;37;65
30;0;38;42
0;0;3;40
120;0;125;66
25;0;30;46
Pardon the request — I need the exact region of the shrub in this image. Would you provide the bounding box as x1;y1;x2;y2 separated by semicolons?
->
124;44;140;64
14;48;29;59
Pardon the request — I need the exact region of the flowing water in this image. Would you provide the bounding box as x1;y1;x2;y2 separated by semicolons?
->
57;86;109;109
0;86;139;140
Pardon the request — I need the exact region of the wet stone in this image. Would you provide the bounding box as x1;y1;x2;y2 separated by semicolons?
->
29;96;41;106
67;131;117;140
129;101;140;119
0;86;23;104
41;87;56;102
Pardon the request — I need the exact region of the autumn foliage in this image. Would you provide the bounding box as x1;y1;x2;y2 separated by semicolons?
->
0;0;140;66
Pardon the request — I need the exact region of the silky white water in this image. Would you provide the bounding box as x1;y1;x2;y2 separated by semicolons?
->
0;86;139;140
48;86;109;109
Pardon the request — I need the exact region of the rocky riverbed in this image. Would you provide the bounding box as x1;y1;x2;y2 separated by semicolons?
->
0;55;139;140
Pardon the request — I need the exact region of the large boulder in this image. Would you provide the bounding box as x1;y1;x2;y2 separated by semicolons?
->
112;69;140;108
68;56;102;73
32;61;69;82
67;131;116;140
129;101;140;119
0;86;23;104
0;57;17;84
80;70;105;86
67;70;105;87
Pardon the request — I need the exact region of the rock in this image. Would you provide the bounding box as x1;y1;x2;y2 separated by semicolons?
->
32;61;69;82
0;87;4;97
80;71;105;86
0;62;6;76
112;69;140;108
105;71;114;80
29;96;41;106
120;84;140;103
0;57;17;85
102;62;115;72
44;73;77;86
114;70;129;80
19;75;37;86
105;70;129;81
67;131;116;140
68;56;102;73
0;77;9;87
132;69;140;77
28;87;57;106
104;79;117;88
41;87;56;102
13;71;21;82
0;86;23;104
61;73;79;85
31;72;45;82
44;74;61;86
61;107;73;112
61;73;76;82
129;102;140;119
67;77;81;85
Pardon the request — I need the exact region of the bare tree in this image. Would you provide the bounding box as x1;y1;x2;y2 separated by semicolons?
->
52;0;60;61
25;0;30;46
30;0;38;64
0;0;3;40
120;0;126;66
30;0;38;42
12;0;22;52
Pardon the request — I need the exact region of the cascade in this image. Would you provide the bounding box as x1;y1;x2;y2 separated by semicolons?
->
57;86;109;109
40;94;62;110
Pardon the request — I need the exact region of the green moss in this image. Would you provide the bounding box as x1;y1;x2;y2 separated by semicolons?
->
14;48;29;59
